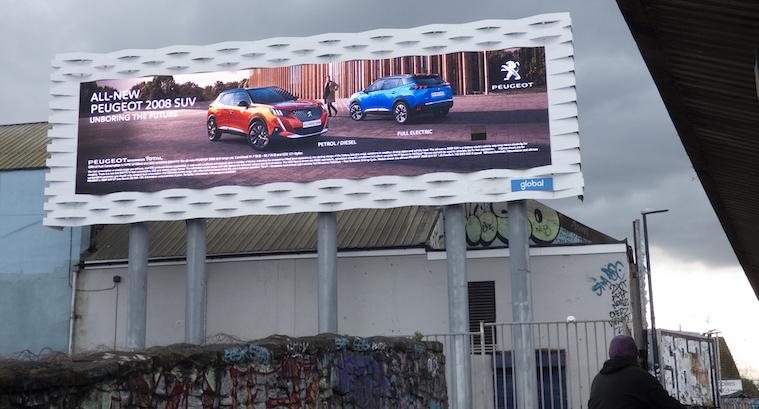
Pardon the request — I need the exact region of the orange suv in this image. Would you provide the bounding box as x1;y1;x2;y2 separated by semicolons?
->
207;87;328;150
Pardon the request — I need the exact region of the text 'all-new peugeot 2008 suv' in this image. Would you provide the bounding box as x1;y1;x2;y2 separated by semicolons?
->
207;86;328;150
348;74;453;124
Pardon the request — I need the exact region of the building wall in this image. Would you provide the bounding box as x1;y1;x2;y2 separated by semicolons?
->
0;169;85;355
74;246;629;352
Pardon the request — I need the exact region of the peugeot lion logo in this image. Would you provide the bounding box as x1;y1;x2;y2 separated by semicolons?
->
307;111;313;118
501;60;521;81
491;58;534;91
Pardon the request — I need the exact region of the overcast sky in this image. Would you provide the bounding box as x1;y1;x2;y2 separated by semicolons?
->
2;0;757;374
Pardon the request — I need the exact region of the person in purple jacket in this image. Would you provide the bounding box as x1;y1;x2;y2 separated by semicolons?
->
589;335;686;409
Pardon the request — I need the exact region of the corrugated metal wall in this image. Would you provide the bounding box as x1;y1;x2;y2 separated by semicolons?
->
0;122;49;170
87;206;439;261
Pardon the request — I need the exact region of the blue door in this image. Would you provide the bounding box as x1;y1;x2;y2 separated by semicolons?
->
493;350;567;409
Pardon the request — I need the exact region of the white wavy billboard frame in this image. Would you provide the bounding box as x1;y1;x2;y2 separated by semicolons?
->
44;13;582;226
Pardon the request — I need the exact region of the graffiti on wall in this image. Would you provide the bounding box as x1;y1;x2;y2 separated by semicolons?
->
1;336;447;409
463;202;563;247
658;331;718;407
434;200;619;249
589;261;631;330
590;261;625;296
428;200;620;250
608;280;630;325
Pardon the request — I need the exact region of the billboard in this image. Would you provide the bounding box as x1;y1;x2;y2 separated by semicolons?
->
657;330;719;407
45;14;582;226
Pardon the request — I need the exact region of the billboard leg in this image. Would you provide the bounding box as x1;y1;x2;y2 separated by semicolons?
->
631;220;645;347
444;204;472;409
185;219;207;344
508;200;537;409
318;212;337;334
126;222;148;351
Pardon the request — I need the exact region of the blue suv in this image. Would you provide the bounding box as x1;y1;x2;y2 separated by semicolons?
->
348;74;453;124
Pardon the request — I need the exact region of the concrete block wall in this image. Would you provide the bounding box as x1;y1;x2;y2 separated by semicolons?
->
0;335;447;409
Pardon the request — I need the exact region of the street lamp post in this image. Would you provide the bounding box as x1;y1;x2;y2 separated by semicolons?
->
641;208;668;379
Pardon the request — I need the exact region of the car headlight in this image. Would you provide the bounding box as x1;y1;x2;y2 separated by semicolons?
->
270;108;288;117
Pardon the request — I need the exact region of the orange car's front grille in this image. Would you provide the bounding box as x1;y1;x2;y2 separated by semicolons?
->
293;124;325;135
292;107;323;122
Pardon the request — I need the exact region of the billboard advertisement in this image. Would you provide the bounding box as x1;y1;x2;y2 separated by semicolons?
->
76;48;549;195
45;14;582;226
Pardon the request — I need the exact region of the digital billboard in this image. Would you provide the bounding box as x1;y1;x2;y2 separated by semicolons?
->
76;48;549;195
45;14;582;226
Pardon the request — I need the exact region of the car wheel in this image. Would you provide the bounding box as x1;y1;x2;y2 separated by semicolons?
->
433;108;450;118
247;119;270;150
207;117;221;141
393;101;410;124
349;102;364;121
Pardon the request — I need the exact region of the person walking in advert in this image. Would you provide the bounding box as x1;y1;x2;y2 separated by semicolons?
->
324;75;339;117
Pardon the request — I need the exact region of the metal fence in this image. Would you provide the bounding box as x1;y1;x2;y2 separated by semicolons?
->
423;320;621;409
722;399;759;409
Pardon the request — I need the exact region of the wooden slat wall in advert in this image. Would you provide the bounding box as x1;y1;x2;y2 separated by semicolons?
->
247;51;493;99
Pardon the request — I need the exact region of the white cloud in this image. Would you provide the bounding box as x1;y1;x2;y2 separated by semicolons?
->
651;247;759;374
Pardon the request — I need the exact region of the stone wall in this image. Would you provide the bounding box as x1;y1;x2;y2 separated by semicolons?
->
0;335;446;409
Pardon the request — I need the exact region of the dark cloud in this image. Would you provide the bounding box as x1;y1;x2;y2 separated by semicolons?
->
0;0;742;270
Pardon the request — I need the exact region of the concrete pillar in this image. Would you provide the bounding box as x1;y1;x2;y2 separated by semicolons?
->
508;200;537;409
185;219;207;344
126;222;148;350
318;212;338;333
630;221;645;349
444;204;472;409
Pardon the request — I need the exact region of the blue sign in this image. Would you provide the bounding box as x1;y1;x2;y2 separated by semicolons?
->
511;177;553;192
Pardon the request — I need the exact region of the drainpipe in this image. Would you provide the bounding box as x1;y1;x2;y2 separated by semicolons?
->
68;262;81;355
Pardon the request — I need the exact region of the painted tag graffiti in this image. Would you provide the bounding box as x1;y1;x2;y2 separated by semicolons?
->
590;261;631;327
590;261;625;296
287;342;309;359
335;337;349;350
608;281;631;324
223;343;271;365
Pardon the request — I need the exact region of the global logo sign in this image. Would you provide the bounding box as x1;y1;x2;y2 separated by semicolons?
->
511;177;554;192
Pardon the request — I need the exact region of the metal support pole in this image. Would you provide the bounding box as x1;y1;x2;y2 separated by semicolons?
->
318;212;338;333
444;204;472;409
508;200;537;409
634;220;651;371
185;219;207;344
642;214;660;378
641;208;667;379
630;221;645;354
126;222;149;350
712;333;722;407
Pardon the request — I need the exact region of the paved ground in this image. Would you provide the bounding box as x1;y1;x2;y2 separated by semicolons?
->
76;93;550;194
329;93;549;143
